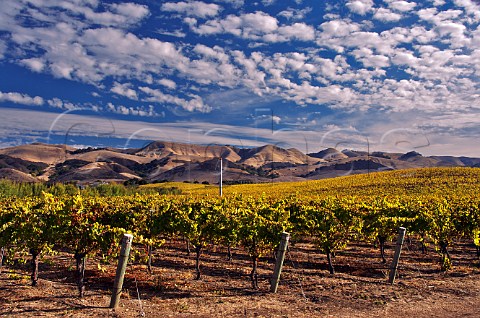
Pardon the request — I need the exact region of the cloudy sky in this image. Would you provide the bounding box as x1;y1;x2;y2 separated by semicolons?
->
1;0;480;156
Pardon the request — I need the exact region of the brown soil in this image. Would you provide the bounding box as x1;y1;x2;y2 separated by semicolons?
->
1;238;479;317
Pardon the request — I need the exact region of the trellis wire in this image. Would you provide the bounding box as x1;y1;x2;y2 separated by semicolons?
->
285;245;307;301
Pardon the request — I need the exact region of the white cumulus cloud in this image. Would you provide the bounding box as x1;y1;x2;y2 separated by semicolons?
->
20;58;45;72
161;1;221;18
139;87;212;113
346;0;375;15
373;8;402;22
192;11;315;42
388;1;417;12
278;7;312;20
158;79;177;90
0;91;44;106
110;82;139;100
110;2;150;21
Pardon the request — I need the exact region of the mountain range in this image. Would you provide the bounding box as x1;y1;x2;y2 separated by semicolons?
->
1;142;479;185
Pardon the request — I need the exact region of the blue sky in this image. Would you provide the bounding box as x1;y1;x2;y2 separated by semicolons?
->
1;0;480;156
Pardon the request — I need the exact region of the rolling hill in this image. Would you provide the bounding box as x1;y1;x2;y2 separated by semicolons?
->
0;141;479;185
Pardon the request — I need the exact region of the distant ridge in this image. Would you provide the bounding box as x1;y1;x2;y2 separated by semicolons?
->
309;148;348;160
398;151;422;161
0;141;479;185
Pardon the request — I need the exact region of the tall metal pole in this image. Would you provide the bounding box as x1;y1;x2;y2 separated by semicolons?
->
367;137;370;175
219;157;223;197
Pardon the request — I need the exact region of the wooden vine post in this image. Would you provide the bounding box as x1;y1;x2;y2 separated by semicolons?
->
270;232;290;293
389;227;406;284
0;247;4;273
110;234;134;309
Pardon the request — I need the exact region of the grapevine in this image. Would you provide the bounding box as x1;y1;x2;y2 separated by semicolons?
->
0;167;479;296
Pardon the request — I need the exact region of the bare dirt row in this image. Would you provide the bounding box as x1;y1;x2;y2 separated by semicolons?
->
1;237;479;317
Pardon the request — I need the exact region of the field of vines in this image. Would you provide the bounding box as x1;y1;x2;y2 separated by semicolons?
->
1;167;480;307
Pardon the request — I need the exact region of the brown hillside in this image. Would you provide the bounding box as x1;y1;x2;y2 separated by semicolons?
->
309;147;349;160
0;168;40;182
1;142;480;184
240;145;315;167
0;143;73;165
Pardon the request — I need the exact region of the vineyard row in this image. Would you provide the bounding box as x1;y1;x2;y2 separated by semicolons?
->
1;192;479;295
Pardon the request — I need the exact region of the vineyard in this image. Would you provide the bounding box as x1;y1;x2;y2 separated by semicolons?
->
1;167;480;317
